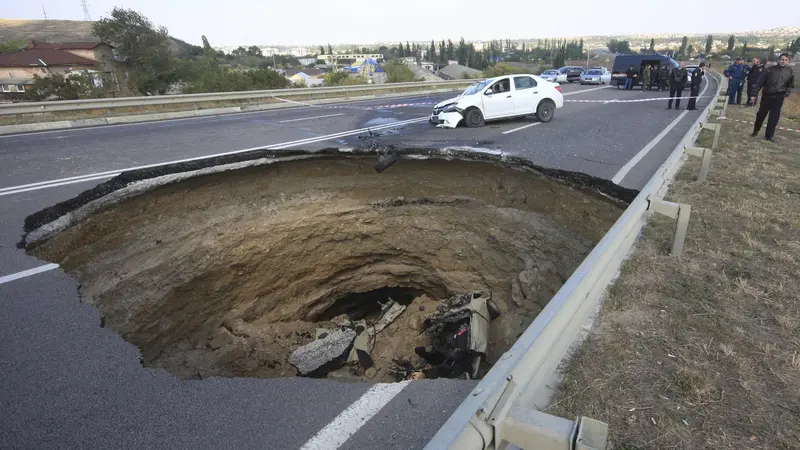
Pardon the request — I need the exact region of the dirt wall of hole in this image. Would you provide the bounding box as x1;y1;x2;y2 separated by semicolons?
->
30;157;624;381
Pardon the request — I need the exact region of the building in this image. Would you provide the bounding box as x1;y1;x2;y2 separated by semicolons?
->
284;68;325;86
438;64;482;80
318;54;384;65
0;41;119;99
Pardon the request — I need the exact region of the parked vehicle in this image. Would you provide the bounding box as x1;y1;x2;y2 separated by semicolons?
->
539;69;561;83
565;67;585;83
430;75;564;128
611;54;679;89
579;68;611;85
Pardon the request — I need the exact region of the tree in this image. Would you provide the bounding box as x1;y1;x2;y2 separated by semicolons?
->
93;7;176;95
705;34;713;54
26;72;110;101
727;35;735;52
457;37;467;65
741;41;748;57
383;59;415;83
405;41;411;57
579;38;584;57
319;46;325;55
231;46;247;57
607;39;631;54
447;39;455;60
687;44;695;56
246;46;263;57
0;40;25;54
439;40;446;64
649;38;655;53
429;40;436;63
679;36;688;56
328;44;333;55
482;62;525;78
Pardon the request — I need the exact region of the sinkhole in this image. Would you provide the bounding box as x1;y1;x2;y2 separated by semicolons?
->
25;154;627;383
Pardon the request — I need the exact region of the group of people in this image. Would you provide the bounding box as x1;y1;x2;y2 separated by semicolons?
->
622;63;705;110
726;53;794;142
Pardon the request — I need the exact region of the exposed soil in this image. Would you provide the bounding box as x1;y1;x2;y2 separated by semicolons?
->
29;156;623;382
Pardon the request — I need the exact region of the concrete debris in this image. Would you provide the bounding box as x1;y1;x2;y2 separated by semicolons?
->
374;300;407;334
208;327;235;350
290;328;357;375
346;300;407;368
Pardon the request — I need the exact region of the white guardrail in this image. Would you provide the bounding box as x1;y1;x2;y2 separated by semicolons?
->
0;80;476;116
426;71;724;450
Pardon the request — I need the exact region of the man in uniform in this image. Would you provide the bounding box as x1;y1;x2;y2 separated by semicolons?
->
642;65;652;90
668;62;688;110
750;53;794;142
724;57;746;105
658;64;670;91
746;57;765;106
686;62;705;110
650;65;659;90
624;65;635;90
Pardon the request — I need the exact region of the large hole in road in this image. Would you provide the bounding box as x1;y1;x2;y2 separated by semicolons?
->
27;156;626;383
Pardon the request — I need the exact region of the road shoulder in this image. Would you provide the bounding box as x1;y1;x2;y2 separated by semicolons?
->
546;100;800;448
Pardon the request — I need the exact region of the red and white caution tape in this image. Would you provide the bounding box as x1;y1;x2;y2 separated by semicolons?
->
719;117;800;133
566;95;714;103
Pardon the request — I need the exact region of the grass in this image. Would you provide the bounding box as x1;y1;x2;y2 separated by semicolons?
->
548;96;800;448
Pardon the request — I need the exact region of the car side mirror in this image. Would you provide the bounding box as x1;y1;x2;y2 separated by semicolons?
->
484;88;493;95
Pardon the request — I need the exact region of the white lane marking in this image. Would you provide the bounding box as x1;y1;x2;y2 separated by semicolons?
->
278;113;344;123
0;94;452;139
502;122;541;135
0;264;59;286
611;78;711;185
300;381;411;450
0;117;427;197
611;111;688;184
562;85;612;96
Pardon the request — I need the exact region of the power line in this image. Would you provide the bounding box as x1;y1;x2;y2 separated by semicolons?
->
80;0;91;21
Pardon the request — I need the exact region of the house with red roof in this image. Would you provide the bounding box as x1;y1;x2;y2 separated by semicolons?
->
0;41;117;99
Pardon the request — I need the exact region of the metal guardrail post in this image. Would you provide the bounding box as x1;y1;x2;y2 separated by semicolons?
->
685;146;713;182
648;198;692;256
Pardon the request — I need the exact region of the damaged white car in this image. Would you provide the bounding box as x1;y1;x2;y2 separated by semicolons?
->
430;74;564;129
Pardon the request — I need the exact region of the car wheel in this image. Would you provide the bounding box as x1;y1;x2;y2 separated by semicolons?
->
464;107;485;128
536;100;555;123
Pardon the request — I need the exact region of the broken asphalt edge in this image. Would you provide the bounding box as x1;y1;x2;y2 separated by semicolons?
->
18;146;639;249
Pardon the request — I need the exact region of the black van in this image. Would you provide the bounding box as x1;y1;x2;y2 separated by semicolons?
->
611;53;678;88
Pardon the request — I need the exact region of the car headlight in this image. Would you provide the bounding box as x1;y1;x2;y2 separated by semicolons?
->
441;103;460;113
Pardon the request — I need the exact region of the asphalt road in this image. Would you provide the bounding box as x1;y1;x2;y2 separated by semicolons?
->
0;78;718;449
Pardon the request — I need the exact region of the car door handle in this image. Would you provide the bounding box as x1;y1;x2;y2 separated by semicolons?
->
533;91;538;94
506;95;512;98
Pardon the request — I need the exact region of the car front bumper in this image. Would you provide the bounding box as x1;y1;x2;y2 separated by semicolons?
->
430;111;463;129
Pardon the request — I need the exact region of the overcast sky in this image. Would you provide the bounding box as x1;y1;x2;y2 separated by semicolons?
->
10;0;799;47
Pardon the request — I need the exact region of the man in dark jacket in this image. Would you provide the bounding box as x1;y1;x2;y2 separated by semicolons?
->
625;66;635;90
668;62;688;110
724;57;746;104
750;53;794;142
686;62;705;110
746;57;766;106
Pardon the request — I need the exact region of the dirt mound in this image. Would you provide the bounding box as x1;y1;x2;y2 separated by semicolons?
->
29;156;623;382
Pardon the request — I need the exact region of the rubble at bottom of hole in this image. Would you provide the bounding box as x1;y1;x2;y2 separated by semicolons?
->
288;290;500;382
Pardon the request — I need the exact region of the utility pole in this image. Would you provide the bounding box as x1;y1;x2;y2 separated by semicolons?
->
42;7;49;21
80;0;91;21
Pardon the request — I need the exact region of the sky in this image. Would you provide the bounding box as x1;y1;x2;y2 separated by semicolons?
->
10;0;800;47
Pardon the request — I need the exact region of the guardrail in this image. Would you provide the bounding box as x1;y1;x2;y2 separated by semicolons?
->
0;80;476;116
426;71;725;450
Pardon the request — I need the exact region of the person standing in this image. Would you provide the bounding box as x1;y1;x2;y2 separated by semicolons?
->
686;62;706;110
642;65;652;90
650;65;658;90
724;57;746;104
658;64;670;91
667;62;688;110
750;53;794;142
746;57;765;106
625;65;635;90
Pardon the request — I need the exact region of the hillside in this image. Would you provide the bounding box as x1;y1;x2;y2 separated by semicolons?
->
0;19;195;56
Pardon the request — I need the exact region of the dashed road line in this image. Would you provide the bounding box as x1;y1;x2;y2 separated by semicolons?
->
278;113;344;123
300;381;411;450
502;122;541;135
0;264;60;286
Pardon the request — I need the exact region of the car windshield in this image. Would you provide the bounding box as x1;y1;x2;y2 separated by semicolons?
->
543;70;557;75
462;80;491;96
586;70;601;75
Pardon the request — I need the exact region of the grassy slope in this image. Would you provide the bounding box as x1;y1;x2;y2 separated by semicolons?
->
548;98;800;448
0;19;193;56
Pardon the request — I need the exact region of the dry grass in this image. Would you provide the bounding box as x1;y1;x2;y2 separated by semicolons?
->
548;97;800;448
